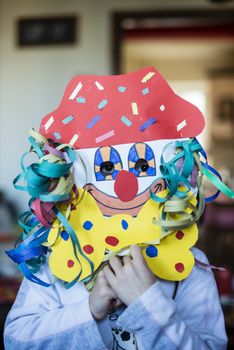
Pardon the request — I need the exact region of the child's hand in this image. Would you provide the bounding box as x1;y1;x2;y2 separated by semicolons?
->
103;244;157;306
89;270;122;320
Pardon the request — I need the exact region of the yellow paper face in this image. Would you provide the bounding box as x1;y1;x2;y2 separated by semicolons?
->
46;188;198;283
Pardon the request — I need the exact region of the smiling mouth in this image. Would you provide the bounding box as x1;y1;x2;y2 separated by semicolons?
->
84;181;164;214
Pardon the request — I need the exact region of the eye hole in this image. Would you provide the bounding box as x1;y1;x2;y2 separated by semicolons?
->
94;146;122;181
100;161;115;175
128;142;156;177
135;159;149;173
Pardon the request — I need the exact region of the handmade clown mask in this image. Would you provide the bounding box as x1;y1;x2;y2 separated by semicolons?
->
10;66;224;289
35;66;205;285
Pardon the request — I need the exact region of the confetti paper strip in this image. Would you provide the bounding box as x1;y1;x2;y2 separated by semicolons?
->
131;102;138;115
141;72;155;83
118;86;127;93
140;118;157;132
69;134;79;146
86;115;101;129
69;82;83;100
98;99;108;110
121;116;132;127
54;132;61;140
76;97;86;104
96;130;115;143
95;81;104;90
142;87;149;95
177;120;187;131
44;116;54;131
62;115;74;125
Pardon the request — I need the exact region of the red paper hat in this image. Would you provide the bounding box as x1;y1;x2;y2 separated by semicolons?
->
40;67;205;148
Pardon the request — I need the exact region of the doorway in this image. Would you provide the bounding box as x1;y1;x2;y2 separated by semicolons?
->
111;9;234;150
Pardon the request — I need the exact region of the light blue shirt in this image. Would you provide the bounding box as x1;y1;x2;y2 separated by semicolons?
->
4;248;227;350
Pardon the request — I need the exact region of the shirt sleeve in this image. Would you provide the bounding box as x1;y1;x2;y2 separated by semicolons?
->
3;265;107;350
116;248;228;350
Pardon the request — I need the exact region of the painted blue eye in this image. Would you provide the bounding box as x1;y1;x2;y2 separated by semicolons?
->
128;143;156;177
94;147;122;181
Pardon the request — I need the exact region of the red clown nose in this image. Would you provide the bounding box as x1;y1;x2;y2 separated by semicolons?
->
114;170;138;202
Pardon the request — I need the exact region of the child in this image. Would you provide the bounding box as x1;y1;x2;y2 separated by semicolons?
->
4;67;231;349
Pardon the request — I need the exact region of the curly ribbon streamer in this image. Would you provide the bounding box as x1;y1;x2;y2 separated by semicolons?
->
6;223;51;287
7;129;86;287
31;200;55;227
151;138;234;233
193;138;222;202
193;138;233;201
202;165;234;200
194;258;226;272
151;139;204;232
150;139;202;203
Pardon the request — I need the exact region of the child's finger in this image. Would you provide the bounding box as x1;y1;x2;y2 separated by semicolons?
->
96;269;112;287
96;270;106;282
109;255;123;274
103;265;116;287
130;244;145;265
123;255;132;265
106;284;119;300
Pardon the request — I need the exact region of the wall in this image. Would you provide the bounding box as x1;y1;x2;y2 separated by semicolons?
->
1;0;234;211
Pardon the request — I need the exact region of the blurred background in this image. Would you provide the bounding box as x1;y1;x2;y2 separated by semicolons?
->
0;0;234;348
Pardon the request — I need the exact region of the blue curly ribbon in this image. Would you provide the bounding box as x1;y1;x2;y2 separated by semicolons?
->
19;262;51;287
6;223;51;287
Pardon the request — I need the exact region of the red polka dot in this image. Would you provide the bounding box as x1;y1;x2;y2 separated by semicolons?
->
176;231;184;240
67;259;74;268
83;245;94;254
105;236;119;246
175;262;185;273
